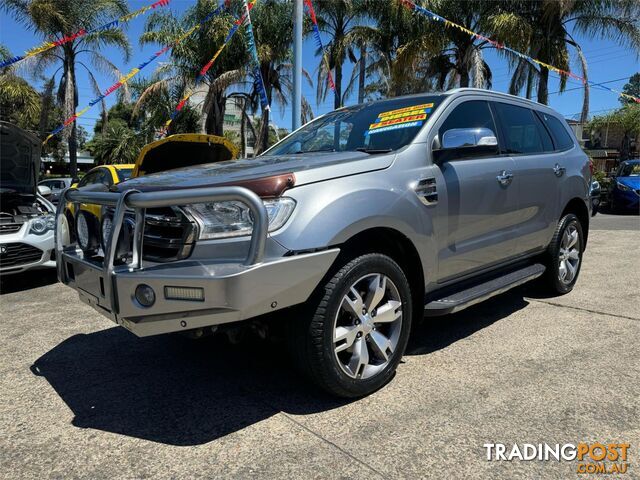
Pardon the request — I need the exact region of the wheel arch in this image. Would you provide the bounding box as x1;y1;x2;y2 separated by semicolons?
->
561;197;590;247
334;227;425;320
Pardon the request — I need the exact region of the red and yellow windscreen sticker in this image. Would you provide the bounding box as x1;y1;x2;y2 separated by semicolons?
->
366;103;433;136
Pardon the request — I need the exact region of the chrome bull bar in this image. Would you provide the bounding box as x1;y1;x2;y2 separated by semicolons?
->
55;186;268;313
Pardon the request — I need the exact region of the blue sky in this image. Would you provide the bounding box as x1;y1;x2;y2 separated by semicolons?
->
1;0;638;138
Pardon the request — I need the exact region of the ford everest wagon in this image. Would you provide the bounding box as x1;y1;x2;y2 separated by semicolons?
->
56;88;591;397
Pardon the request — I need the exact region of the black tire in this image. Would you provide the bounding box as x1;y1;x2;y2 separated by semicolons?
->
288;253;413;398
544;213;584;294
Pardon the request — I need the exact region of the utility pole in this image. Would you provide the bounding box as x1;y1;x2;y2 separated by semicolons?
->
292;0;302;131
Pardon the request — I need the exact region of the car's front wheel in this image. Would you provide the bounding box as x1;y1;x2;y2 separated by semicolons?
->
289;253;413;398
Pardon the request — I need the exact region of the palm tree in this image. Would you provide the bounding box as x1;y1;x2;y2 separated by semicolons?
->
502;0;640;122
248;0;313;153
313;0;362;109
138;0;248;136
2;0;132;177
350;0;440;98
0;46;40;128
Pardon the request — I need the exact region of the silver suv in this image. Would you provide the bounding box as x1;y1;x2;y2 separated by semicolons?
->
56;88;591;397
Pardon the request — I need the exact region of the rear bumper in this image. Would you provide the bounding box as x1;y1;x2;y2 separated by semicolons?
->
61;249;338;336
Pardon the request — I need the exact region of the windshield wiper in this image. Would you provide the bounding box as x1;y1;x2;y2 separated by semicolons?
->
291;148;336;154
355;147;392;154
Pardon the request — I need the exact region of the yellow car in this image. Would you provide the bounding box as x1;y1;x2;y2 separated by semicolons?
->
66;134;238;249
67;164;134;218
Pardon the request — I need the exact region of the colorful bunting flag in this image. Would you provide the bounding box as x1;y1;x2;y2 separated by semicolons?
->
242;0;270;111
400;0;640;104
1;0;171;69
43;3;226;145
304;0;335;91
163;1;257;133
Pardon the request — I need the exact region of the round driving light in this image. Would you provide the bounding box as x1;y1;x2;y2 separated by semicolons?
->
135;284;155;308
76;213;90;249
75;211;99;253
101;216;113;251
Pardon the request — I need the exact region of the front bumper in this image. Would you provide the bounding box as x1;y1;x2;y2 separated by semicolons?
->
612;188;639;210
0;223;55;275
56;186;339;337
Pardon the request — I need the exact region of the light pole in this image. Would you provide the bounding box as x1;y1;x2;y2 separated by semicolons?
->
292;0;303;131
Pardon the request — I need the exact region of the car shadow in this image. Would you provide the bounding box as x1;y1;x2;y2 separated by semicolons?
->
0;268;58;295
407;286;530;355
32;285;531;446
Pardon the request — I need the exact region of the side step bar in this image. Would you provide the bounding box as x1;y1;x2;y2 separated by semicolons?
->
424;263;546;316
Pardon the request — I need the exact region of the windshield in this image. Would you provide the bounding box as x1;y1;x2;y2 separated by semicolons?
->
263;95;443;156
619;163;640;177
117;168;133;182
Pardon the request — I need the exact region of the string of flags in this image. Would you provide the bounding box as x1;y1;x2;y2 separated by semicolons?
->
399;0;640;104
163;0;258;133
43;3;226;144
0;0;171;69
304;0;335;92
242;0;270;111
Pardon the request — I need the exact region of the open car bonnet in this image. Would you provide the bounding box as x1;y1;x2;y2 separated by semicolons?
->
132;133;238;178
0;121;41;195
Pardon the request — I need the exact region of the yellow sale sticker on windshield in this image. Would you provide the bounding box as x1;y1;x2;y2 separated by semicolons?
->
377;103;433;118
369;113;427;130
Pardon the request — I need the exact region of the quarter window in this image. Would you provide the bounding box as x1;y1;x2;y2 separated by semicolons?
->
493;102;546;154
538;112;574;150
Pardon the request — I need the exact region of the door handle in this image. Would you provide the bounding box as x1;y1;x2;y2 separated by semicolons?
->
496;170;514;186
553;163;566;177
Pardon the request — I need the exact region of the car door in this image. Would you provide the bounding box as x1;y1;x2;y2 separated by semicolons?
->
429;99;519;282
492;102;562;256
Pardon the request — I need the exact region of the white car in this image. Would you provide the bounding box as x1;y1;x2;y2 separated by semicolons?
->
0;122;56;275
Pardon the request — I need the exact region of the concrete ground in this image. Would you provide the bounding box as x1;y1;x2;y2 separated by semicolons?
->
1;212;638;479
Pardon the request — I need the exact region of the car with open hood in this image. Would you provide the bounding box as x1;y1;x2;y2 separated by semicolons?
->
56;89;592;397
0;121;58;275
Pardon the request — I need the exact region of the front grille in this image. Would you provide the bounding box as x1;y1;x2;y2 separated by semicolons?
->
0;242;43;268
142;208;196;262
0;223;22;235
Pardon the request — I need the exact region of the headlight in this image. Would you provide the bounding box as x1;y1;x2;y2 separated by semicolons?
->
616;181;630;191
29;214;55;235
185;197;296;240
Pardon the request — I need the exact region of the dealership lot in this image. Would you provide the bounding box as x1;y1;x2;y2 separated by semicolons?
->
1;213;638;479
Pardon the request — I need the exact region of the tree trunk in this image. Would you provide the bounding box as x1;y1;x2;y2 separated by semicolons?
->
458;64;470;88
63;48;78;178
358;46;366;104
240;101;246;158
256;107;270;155
537;67;549;105
38;79;54;141
334;64;342;110
205;90;226;136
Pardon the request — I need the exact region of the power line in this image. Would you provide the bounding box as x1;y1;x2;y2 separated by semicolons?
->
549;76;630;96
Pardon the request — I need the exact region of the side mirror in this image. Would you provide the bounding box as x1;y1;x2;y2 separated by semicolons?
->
433;127;498;163
37;185;52;197
441;127;498;149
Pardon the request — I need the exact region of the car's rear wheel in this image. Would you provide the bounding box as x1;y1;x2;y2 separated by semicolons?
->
544;213;584;294
289;253;413;397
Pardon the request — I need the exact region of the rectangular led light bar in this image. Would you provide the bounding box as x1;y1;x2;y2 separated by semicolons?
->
164;286;205;302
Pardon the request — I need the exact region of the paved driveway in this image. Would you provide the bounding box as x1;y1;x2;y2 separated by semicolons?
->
1;213;638;479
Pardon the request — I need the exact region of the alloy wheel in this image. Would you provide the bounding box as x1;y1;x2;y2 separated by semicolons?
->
333;273;403;379
558;224;580;284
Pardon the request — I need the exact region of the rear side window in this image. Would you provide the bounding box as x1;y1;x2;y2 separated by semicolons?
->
538;112;574;150
493;102;547;154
